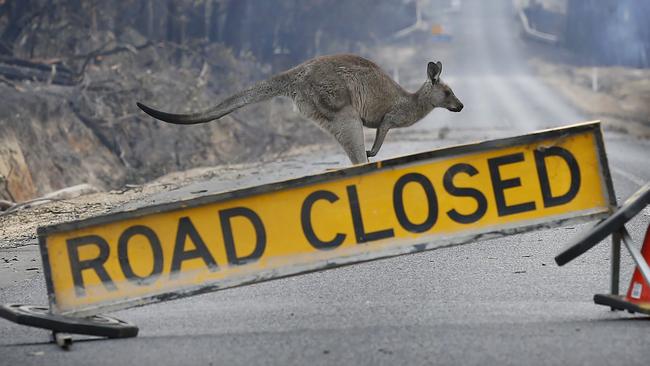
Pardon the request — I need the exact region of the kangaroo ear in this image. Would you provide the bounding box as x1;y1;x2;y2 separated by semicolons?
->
427;61;442;83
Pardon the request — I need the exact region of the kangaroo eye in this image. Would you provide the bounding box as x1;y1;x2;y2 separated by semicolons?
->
444;90;451;97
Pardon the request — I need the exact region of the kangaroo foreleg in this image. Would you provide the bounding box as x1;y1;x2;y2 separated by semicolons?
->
367;124;390;158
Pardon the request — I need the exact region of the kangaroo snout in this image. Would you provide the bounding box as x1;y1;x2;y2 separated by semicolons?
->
450;102;463;112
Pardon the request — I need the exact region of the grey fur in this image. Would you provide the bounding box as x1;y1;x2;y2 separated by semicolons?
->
137;54;463;165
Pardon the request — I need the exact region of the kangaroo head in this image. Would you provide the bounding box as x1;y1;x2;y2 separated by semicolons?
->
422;61;463;112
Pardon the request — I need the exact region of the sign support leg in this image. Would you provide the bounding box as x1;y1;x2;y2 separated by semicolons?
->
611;230;621;296
621;227;650;285
52;331;72;350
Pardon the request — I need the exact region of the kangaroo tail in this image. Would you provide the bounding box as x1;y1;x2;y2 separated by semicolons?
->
137;75;288;125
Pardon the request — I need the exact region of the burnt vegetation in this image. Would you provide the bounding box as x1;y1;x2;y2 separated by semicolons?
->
0;0;416;202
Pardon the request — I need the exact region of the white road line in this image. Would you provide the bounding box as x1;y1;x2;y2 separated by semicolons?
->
611;166;646;187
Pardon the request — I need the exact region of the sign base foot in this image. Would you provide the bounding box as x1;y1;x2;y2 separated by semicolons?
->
594;294;650;315
0;304;138;340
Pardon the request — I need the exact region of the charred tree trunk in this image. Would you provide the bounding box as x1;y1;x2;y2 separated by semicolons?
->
223;0;248;54
166;0;178;43
89;0;97;32
145;0;155;39
203;1;210;40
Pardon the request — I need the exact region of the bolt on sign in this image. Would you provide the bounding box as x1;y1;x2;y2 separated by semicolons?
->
38;122;614;316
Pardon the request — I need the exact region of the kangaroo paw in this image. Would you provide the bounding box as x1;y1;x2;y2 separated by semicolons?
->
366;150;376;158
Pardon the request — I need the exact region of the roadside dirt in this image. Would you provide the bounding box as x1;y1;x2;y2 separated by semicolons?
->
530;58;650;138
0;144;336;249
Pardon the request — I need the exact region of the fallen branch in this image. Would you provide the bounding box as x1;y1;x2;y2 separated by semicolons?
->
0;40;153;87
0;56;76;85
0;197;61;217
0;55;74;74
0;74;25;91
0;199;14;211
0;184;99;217
73;41;153;80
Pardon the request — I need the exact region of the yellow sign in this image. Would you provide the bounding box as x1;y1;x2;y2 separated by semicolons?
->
38;122;614;316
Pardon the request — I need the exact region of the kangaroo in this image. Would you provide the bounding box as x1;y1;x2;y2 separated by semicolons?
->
137;54;463;165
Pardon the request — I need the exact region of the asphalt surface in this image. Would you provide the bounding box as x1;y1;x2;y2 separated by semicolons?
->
2;0;650;364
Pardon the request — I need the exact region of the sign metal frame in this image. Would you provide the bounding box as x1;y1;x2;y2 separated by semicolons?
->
556;182;650;266
556;182;650;315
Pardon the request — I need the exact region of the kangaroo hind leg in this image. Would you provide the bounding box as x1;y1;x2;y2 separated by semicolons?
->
326;110;368;165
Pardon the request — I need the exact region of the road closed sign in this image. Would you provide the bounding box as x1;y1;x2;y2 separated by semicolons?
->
38;122;614;316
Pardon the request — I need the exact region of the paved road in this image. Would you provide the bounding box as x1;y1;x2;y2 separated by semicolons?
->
2;0;650;364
